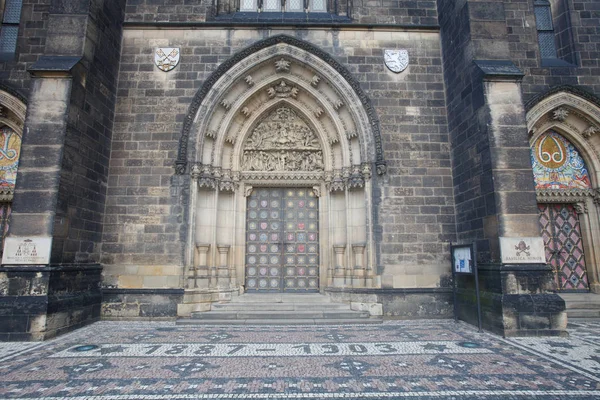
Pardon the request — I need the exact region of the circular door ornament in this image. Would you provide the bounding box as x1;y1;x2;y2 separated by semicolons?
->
384;49;409;73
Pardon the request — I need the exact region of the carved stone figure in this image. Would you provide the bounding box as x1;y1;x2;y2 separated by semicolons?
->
242;107;324;172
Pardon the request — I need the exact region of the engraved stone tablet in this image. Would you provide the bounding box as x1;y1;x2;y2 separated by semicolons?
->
499;237;546;264
2;236;52;265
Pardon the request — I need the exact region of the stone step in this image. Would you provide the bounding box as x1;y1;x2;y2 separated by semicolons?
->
230;294;332;303
189;310;370;320
177;318;383;325
212;302;350;311
567;309;600;319
564;302;600;309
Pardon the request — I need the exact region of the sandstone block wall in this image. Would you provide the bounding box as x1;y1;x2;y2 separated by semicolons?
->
102;27;456;292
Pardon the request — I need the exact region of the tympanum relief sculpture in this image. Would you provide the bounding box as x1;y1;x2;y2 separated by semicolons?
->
242;107;324;172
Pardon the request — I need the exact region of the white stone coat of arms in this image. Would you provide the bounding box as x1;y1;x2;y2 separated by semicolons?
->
154;48;180;72
384;49;409;73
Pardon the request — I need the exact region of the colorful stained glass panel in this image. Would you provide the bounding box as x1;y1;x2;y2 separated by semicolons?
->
531;131;591;190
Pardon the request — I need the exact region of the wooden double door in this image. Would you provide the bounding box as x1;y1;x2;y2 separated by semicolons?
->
245;188;319;292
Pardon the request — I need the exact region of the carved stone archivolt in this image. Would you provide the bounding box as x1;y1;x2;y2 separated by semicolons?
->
175;35;387;175
242;107;324;173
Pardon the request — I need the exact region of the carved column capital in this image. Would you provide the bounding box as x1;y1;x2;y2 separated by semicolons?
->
573;203;588;214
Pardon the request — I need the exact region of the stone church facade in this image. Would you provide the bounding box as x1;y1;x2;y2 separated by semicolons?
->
0;0;599;340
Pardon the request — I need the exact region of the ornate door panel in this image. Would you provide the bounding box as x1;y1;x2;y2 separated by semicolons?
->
538;203;589;291
245;188;319;292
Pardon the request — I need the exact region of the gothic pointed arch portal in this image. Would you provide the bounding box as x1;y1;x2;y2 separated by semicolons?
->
0;88;26;257
180;36;384;304
527;88;600;294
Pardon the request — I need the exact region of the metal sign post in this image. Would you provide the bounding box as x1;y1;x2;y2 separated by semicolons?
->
451;242;482;332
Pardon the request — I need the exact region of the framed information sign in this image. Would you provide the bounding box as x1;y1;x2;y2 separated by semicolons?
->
450;242;482;332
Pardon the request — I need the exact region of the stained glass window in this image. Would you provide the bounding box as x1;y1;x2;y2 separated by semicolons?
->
531;131;591;190
0;0;23;58
534;0;558;59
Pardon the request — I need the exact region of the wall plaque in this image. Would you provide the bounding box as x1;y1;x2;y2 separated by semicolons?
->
499;237;546;264
2;236;52;265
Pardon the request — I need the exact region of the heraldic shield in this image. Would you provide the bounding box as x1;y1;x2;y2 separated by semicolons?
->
154;48;180;72
384;49;409;73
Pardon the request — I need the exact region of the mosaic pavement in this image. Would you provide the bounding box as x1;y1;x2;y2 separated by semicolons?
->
0;320;599;399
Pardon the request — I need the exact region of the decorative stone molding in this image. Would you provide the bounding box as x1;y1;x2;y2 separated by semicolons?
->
311;75;320;87
244;185;254;197
191;163;239;192
274;58;291;72
552;107;569;121
220;99;231;110
266;81;299;99
583;126;599;139
242;171;324;182
241;107;251;117
244;75;254;86
206;129;217;139
536;188;597;204
314;107;324;118
573;203;587;214
175;35;386;175
334;100;344;111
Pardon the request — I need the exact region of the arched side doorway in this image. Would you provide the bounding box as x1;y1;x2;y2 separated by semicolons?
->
177;38;383;312
527;89;600;294
0;90;25;259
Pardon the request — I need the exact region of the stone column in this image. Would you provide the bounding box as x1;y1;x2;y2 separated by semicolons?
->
333;245;346;287
351;243;366;288
194;243;210;289
217;245;231;289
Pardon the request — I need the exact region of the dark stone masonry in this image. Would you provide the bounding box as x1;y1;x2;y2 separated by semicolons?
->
0;0;599;340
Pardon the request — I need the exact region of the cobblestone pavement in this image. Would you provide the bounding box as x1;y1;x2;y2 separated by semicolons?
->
0;320;599;400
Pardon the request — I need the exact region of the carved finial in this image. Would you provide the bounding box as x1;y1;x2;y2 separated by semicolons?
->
311;75;320;87
275;58;291;72
267;81;299;99
334;100;344;111
241;107;252;117
553;107;569;121
583;125;599;139
244;75;254;86
346;131;357;140
314;107;324;118
220;99;231;110
206;129;217;138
